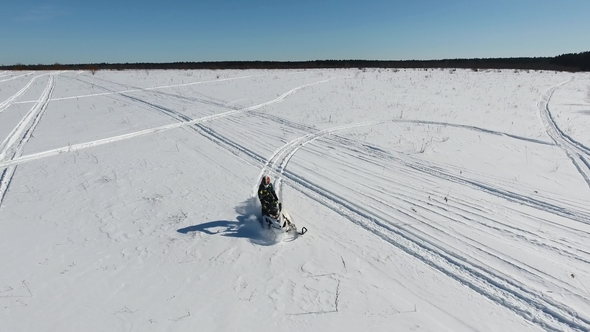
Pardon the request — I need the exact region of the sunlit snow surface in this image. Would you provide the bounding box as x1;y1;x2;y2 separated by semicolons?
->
1;68;590;331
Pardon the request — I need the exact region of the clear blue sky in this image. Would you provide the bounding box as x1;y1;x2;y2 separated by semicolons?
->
1;0;589;65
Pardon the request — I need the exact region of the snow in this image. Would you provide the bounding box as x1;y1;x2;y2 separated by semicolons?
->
1;68;590;331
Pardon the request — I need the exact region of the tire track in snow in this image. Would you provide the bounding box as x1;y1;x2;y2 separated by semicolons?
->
331;150;590;266
539;80;590;189
0;72;35;83
15;73;271;104
2;72;588;330
418;192;590;264
250;111;554;198
4;85;584;228
107;88;271;167
254;111;588;225
349;169;590;296
64;75;341;170
0;73;50;114
260;127;590;331
51;77;555;217
254;111;553;147
324;139;590;266
287;172;590;331
329;133;590;225
0;78;338;169
0;74;56;206
0;75;57;162
75;74;238;110
63;75;205;124
253;120;387;199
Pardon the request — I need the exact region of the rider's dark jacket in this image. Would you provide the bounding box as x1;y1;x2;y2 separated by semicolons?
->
258;182;279;216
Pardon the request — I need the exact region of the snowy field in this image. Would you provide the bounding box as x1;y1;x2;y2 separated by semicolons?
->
1;68;590;332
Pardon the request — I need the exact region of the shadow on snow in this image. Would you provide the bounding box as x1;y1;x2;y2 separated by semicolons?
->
177;197;289;246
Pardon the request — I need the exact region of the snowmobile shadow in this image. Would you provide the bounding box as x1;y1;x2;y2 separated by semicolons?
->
176;218;280;246
177;220;240;236
176;197;284;246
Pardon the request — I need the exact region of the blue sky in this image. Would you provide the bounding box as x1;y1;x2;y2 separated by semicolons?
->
1;0;589;65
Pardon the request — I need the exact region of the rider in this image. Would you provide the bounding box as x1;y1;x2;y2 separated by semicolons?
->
258;175;279;217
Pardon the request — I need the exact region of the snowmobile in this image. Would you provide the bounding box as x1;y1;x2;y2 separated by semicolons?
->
262;203;307;235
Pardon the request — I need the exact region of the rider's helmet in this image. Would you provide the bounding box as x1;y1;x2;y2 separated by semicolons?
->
262;175;271;187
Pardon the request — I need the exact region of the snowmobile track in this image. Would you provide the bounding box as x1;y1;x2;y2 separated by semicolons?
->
284;172;590;331
538;79;590;189
0;73;50;114
255;115;590;331
253;115;590;225
0;75;341;170
0;74;56;206
0;72;35;83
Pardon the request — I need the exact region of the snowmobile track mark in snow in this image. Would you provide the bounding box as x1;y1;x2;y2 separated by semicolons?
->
0;72;35;83
0;74;57;207
248;108;590;330
282;172;590;332
254;120;386;199
0;73;50;115
538;79;590;190
321;128;590;225
0;77;341;170
16;72;269;104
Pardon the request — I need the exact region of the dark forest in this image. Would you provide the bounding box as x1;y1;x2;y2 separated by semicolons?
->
2;51;588;72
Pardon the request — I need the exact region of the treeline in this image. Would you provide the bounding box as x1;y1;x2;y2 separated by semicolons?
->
2;51;589;72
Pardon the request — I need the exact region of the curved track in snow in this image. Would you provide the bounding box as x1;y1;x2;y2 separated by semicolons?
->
14;73;270;104
257;126;590;332
2;70;589;331
284;171;590;331
538;79;590;189
0;73;50;114
0;74;56;205
0;76;338;169
247;78;590;331
0;72;35;83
